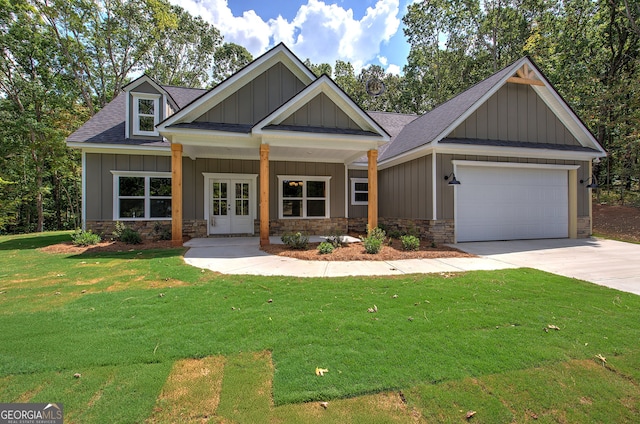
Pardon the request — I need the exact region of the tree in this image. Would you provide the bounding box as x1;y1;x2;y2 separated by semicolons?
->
34;0;179;113
212;43;253;84
145;4;222;88
0;0;83;232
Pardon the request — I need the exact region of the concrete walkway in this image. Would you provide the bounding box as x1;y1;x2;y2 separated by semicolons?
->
183;237;640;295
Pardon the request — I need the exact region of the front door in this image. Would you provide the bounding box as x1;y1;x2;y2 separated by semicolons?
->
209;179;253;235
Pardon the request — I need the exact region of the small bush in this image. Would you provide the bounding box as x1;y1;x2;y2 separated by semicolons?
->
317;241;335;254
112;221;127;241
153;222;172;241
400;235;420;251
363;237;382;254
119;227;142;244
281;232;309;250
71;229;101;246
361;226;386;254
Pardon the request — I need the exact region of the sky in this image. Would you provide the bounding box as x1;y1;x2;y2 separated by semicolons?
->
169;0;414;75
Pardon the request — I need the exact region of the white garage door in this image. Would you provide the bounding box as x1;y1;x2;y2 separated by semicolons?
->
455;165;568;242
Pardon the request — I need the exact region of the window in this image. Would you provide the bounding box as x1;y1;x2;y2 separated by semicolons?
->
278;176;331;218
112;172;171;220
351;178;368;205
132;93;160;136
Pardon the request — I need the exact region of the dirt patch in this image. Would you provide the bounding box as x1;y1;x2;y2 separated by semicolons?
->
593;204;640;243
148;356;226;423
262;238;474;261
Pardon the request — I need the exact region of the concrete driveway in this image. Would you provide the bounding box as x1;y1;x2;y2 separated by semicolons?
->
455;238;640;295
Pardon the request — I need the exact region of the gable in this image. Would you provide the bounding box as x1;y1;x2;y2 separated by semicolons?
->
195;62;306;126
280;92;361;130
448;82;581;146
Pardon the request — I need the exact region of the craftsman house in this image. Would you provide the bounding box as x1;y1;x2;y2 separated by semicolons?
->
67;43;606;246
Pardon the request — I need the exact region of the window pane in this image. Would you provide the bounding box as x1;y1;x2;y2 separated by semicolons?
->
283;181;303;198
119;177;144;196
139;116;155;132
150;178;171;196
282;200;302;217
150;199;171;218
307;200;326;217
138;99;154;115
236;199;249;216
307;181;325;197
120;199;145;218
355;182;368;191
355;193;368;202
213;200;228;215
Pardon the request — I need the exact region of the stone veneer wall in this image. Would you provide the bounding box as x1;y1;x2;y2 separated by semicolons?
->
86;219;207;240
577;216;591;238
378;218;455;244
265;218;349;236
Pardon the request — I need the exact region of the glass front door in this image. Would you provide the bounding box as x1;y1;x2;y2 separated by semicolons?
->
209;179;253;234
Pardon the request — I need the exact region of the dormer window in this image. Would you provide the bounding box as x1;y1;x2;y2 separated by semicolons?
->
132;93;160;136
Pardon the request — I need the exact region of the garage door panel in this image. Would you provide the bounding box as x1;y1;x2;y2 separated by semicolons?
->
456;166;568;242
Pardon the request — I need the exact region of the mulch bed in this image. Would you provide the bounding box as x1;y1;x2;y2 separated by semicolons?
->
261;238;474;261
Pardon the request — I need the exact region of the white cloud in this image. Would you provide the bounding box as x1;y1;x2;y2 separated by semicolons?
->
386;64;401;75
378;56;388;66
169;0;401;68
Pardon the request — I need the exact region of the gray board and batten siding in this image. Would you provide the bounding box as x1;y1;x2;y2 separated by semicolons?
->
85;153;347;222
450;82;580;146
280;92;362;130
195;62;306;126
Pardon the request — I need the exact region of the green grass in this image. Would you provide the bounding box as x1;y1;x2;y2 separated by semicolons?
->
1;232;639;423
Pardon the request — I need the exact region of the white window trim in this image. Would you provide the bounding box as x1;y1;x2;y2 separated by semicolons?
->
350;177;368;205
277;175;331;219
132;93;161;136
111;171;172;220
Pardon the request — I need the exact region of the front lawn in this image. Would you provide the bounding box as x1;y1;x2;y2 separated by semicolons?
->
1;232;638;423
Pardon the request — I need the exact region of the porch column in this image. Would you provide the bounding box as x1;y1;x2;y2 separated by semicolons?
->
367;149;378;230
171;143;183;246
260;144;270;247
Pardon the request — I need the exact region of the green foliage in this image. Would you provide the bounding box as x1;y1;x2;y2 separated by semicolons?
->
212;43;253;84
70;229;101;246
362;226;386;254
400;234;420;251
317;241;335;254
119;228;142;245
325;228;347;248
153;222;172;241
281;232;309;250
112;221;142;244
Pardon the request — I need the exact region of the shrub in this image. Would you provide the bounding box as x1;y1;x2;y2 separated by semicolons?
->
153;222;171;241
317;241;335;254
361;226;386;254
400;235;420;251
363;237;382;254
71;229;101;246
119;227;142;244
112;221;127;241
281;232;309;250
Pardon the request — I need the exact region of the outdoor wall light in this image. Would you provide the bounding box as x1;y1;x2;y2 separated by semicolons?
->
444;172;461;185
580;176;598;189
